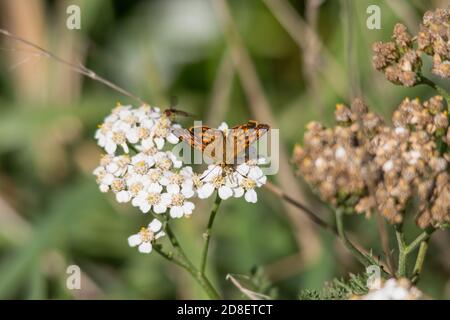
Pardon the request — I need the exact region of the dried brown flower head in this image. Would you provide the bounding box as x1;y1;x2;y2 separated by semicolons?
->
417;7;450;78
293;99;382;212
294;97;450;228
373;7;450;85
372;23;422;87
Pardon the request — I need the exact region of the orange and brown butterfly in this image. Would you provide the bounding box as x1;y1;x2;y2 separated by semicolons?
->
174;120;270;167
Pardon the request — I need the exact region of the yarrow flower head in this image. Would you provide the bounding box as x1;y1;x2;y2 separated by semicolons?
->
95;104;180;155
196;160;267;203
294;97;450;228
372;7;450;85
94;106;273;254
128;218;165;254
417;7;450;78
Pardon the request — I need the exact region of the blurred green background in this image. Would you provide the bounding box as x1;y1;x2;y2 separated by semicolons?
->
0;0;448;299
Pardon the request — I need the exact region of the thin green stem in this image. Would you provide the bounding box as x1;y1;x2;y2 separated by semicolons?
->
411;241;429;284
405;227;435;254
153;245;186;269
395;224;407;277
410;227;435;284
165;223;190;261
200;192;223;275
420;75;450;105
335;207;372;267
164;222;221;299
395;225;435;280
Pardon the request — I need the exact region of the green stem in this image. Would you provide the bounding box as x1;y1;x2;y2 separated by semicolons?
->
395;224;407;277
200;192;222;275
405;228;434;254
335;207;372;267
420;76;450;105
153;245;186;269
411;241;429;284
164;223;221;299
395;225;435;280
410;227;435;284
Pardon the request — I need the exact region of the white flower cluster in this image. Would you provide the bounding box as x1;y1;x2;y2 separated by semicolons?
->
94;108;268;254
94;104;190;253
360;278;423;300
92;150;195;217
95;104;180;154
196;160;267;203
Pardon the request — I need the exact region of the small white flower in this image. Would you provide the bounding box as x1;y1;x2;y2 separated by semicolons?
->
93;166;114;192
197;165;233;200
95;104;182;156
132;183;168;214
197;183;215;199
234;162;267;203
116;190;131;203
128;219;165;254
194;160;267;203
154;151;182;172
107;155;130;177
129;152;156;175
96;125;130;155
164;186;195;219
160;167;195;199
217;122;229;133
142;115;180;150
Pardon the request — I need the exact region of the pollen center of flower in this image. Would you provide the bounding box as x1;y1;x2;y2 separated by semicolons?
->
147;192;161;205
117;155;130;167
211;175;224;188
139;227;154;242
171;194;185;206
139;127;150;139
192;174;203;188
169;173;184;185
157;159;172;171
148;170;162;182
111;179;126;192
134;161;149;175
144;147;157;156
130;182;143;195
241;178;256;190
100;154;113;166
99;123;111;133
112;131;126;144
154;125;169;137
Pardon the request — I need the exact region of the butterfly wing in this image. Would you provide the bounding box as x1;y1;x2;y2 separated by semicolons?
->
175;126;224;163
225;121;270;164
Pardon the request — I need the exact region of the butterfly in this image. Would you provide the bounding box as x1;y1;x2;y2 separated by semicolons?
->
175;120;270;168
